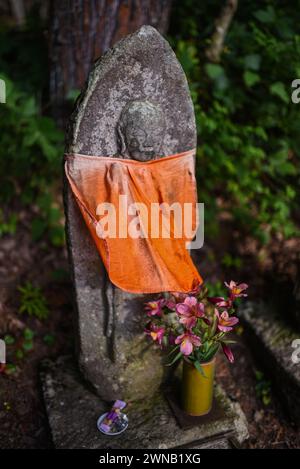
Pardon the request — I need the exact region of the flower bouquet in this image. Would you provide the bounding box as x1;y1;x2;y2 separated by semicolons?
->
144;281;248;416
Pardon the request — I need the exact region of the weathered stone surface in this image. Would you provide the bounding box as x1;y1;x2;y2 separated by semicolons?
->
266;272;300;331
64;25;197;401
240;301;300;424
41;356;248;449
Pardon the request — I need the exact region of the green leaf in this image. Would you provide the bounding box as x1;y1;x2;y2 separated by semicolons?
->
286;186;296;199
4;335;15;345
270;82;289;103
166;351;182;366
167;345;180;356
43;334;55;346
244;54;261;71
194;360;207;378
15;349;24;360
23;328;34;340
205;64;224;80
209;315;218;338
48;207;61;224
253;7;275;24
22;96;37;117
262;395;271;406
23;130;39;147
49;225;65;247
221;339;237;345
22;340;34;352
205;343;220;362
243;70;260;87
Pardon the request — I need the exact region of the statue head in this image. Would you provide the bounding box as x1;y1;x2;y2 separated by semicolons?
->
117;100;166;161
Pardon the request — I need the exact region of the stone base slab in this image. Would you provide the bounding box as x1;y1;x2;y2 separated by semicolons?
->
40;356;248;449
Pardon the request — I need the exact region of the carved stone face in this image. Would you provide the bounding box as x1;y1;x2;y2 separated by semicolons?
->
117;100;166;161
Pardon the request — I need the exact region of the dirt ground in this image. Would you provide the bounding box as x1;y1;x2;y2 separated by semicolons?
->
0;214;299;449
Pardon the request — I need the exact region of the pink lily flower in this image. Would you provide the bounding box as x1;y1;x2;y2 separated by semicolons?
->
225;281;248;299
175;332;201;356
176;296;206;329
222;343;235;363
144;299;165;317
215;309;239;332
208;296;232;308
145;323;165;345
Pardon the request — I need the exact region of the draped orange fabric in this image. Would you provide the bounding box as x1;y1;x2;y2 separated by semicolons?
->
64;149;203;293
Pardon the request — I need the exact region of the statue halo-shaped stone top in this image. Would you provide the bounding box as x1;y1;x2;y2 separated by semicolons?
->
64;25;197;401
67;25;196;157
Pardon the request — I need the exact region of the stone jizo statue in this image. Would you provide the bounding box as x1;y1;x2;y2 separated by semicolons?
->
64;25;196;401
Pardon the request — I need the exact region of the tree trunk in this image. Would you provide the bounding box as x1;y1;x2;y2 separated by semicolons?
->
205;0;238;63
48;0;173;125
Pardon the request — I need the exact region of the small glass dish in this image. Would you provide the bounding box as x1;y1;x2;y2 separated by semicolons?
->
97;412;129;436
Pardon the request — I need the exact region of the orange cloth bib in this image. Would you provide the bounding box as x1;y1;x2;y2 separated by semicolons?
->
65;149;203;293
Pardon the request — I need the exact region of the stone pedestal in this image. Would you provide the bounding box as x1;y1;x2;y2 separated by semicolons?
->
240;302;300;425
41;356;248;449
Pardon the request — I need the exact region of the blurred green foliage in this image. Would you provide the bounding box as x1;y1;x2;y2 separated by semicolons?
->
3;327;36;375
255;369;272;405
0;11;65;246
170;0;300;243
0;208;17;236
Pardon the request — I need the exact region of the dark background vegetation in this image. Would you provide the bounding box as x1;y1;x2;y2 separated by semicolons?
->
0;0;299;448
